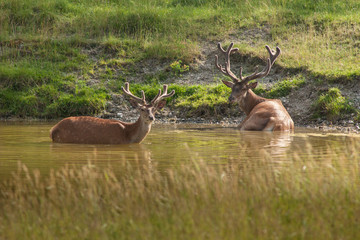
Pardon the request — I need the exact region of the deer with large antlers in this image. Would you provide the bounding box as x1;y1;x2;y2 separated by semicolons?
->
50;82;175;144
215;42;294;131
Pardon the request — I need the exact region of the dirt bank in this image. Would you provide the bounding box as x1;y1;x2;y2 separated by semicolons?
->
101;39;359;133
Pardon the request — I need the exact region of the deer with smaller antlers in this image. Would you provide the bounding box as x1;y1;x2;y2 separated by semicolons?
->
215;42;294;131
50;82;175;144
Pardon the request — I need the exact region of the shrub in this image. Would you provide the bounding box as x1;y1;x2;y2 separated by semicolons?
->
170;60;189;76
312;88;355;121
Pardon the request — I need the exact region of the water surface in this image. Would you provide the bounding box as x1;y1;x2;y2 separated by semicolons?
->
0;121;359;180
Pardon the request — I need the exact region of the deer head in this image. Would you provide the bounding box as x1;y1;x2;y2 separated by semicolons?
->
122;82;175;123
215;42;281;103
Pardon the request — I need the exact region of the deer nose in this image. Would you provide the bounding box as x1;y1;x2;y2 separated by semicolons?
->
149;116;155;121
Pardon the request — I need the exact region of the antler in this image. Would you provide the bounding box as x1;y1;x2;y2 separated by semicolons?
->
122;82;146;105
215;42;281;84
215;42;241;83
243;45;281;83
151;84;175;106
122;82;175;107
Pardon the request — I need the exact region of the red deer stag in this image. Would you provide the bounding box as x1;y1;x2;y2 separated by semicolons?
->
215;42;294;131
50;82;175;144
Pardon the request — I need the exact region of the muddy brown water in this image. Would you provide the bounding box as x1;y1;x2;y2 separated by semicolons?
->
0;121;359;181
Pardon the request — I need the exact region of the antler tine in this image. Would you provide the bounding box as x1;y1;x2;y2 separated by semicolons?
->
243;45;281;83
215;55;227;75
151;84;175;106
151;89;162;105
217;42;227;53
163;84;168;95
215;42;241;83
217;42;239;54
265;45;281;65
243;59;271;83
121;82;146;105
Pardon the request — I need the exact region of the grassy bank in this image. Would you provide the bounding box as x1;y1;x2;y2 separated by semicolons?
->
1;139;359;239
0;0;359;120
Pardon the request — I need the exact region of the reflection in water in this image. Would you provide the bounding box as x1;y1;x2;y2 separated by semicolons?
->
238;131;293;156
0;121;359;180
49;142;152;166
49;141;155;176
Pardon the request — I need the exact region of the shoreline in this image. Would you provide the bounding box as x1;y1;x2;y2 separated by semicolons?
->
1;116;359;134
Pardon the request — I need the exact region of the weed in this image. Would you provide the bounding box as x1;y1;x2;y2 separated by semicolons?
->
169;60;189;76
312;88;356;121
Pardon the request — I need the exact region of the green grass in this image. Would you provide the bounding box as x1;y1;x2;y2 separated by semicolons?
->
0;60;109;118
1;139;360;239
312;87;359;122
253;74;306;98
266;75;306;98
112;80;237;118
173;84;234;117
0;0;360;117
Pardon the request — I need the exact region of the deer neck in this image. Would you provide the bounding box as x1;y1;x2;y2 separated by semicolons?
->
126;116;152;143
239;89;266;115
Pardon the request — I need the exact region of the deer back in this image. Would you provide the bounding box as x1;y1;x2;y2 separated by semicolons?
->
215;42;294;131
50;117;132;144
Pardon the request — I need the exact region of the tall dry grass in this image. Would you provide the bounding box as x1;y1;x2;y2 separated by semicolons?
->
0;138;360;239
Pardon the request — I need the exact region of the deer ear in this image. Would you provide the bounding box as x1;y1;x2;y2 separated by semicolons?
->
222;80;234;88
155;100;166;111
129;99;140;108
248;82;258;89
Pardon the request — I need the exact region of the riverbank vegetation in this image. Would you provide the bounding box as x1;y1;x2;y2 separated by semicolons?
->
312;87;358;121
1;138;359;239
0;0;359;121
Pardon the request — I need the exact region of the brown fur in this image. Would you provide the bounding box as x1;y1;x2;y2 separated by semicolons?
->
50;82;175;144
216;42;294;131
236;92;294;131
227;85;294;131
50;116;152;144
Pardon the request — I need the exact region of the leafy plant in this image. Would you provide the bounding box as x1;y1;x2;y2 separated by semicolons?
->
169;60;189;76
